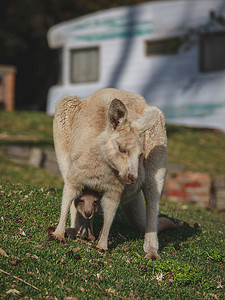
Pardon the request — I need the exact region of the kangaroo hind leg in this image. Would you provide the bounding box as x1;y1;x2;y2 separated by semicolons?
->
121;192;146;233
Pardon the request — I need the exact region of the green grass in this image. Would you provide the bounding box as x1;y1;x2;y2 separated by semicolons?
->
0;111;225;298
0;111;53;143
0;154;63;188
0;111;63;188
167;125;225;178
1;111;225;182
0;183;224;299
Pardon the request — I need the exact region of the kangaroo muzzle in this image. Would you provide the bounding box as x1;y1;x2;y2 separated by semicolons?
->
124;173;137;184
84;211;93;219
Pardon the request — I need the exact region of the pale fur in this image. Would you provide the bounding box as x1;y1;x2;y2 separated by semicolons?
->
53;88;167;260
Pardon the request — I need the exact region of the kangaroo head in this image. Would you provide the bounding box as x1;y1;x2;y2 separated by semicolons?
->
75;189;101;220
100;98;160;184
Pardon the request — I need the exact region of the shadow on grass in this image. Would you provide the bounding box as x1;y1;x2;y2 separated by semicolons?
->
92;210;200;251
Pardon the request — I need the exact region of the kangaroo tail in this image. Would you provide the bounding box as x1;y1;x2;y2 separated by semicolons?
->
121;194;177;233
158;217;178;232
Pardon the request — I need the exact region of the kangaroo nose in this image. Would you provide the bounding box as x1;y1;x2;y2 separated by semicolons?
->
128;174;137;183
84;211;92;219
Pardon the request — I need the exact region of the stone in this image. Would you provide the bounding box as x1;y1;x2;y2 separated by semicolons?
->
28;147;43;167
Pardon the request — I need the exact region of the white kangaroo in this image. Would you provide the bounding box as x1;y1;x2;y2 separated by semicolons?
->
52;88;167;260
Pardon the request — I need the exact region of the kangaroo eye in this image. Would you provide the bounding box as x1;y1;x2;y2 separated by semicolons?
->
118;145;127;153
78;199;84;203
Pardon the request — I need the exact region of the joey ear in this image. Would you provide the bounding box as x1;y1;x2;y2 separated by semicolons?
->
108;98;128;130
131;107;161;134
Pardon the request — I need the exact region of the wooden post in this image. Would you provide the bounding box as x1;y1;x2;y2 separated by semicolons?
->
0;65;17;111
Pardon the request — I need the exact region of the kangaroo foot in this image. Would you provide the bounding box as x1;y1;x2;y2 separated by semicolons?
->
145;251;161;261
46;226;65;243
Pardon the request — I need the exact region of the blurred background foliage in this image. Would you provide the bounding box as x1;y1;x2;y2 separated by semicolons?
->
0;0;156;110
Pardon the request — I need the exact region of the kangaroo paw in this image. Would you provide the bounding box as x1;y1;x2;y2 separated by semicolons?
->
96;243;109;252
46;226;56;238
46;226;65;243
145;251;161;261
95;245;111;253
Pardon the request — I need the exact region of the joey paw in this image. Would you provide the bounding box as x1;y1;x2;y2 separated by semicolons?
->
65;228;78;240
87;233;96;241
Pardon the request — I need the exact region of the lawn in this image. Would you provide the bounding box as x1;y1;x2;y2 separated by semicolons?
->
0;111;224;299
0;183;224;299
1;111;225;181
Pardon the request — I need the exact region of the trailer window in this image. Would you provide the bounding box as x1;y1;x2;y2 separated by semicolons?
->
145;37;182;56
200;32;225;72
70;47;99;83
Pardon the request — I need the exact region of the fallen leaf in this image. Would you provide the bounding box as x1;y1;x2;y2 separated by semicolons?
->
181;205;188;210
140;264;147;272
15;218;24;224
107;287;116;294
9;254;21;266
0;248;9;257
208;293;219;300
11;254;20;261
151;272;164;283
6;289;22;296
123;247;131;251
178;221;185;227
130;290;135;297
17;227;26;236
32;254;39;260
168;268;174;283
194;223;200;230
97;261;104;267
174;242;181;250
60;255;66;263
66;250;81;260
26;253;39;260
9;260;18;266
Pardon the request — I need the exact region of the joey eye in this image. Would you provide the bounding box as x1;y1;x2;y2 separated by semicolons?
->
118;145;127;154
78;199;84;203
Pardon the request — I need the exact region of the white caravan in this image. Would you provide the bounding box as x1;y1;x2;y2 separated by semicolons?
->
46;0;225;131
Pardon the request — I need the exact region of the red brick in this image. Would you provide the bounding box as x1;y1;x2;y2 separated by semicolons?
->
167;179;181;190
166;172;211;207
168;190;188;198
184;182;201;188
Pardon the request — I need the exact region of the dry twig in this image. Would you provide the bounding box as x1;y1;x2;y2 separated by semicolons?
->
0;268;41;291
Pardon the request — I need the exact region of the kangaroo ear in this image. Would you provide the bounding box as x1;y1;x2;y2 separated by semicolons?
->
108;98;128;130
131;107;161;134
